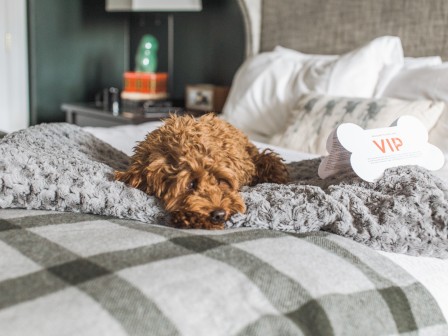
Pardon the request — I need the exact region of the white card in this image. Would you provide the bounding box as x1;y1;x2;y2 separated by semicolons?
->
318;116;445;182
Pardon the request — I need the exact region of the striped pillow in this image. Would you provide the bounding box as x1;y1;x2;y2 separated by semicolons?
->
270;93;444;155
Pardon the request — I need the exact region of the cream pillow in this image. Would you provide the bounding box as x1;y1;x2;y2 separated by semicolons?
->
270;93;445;155
222;36;404;140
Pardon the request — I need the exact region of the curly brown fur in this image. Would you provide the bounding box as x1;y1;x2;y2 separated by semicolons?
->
115;113;288;229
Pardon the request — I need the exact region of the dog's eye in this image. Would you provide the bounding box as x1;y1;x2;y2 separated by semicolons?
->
218;179;232;189
187;179;198;191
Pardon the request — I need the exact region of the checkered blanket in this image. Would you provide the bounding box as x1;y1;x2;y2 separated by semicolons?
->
1;209;446;335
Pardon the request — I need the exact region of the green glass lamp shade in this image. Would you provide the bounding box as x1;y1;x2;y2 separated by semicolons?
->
135;34;159;73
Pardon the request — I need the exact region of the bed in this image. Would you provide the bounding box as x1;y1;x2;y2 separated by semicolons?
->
1;0;448;335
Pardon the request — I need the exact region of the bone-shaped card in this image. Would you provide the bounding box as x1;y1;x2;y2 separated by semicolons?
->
318;115;445;182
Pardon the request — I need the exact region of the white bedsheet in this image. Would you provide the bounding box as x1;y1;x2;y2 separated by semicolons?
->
84;121;164;156
83;121;318;162
85;121;448;320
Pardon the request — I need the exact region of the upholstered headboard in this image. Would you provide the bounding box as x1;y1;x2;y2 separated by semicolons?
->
237;0;448;59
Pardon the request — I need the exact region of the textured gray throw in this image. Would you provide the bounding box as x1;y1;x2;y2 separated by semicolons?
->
1;123;447;257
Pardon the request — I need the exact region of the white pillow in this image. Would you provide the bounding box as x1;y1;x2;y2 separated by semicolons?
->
374;57;443;98
373;56;442;98
270;93;445;155
382;63;448;103
403;56;442;69
430;107;448;158
221;36;404;139
380;63;448;154
221;49;336;142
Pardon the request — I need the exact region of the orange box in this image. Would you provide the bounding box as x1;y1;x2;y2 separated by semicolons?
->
123;72;168;94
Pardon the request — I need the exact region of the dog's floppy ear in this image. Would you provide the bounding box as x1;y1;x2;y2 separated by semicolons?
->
114;155;168;197
114;157;150;193
114;127;172;196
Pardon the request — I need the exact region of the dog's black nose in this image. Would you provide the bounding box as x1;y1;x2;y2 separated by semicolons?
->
210;209;226;223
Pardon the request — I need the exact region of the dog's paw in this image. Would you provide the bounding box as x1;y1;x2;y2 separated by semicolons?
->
252;149;289;185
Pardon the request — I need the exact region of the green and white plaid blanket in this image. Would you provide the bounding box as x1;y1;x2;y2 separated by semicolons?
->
0;209;446;335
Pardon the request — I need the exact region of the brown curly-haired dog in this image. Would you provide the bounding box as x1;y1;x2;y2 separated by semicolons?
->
115;113;288;229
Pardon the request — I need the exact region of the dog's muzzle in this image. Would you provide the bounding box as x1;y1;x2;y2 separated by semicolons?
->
210;209;226;223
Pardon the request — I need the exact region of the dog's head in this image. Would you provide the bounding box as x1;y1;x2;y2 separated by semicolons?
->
115;115;250;229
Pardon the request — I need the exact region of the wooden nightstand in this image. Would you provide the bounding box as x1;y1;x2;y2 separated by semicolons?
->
62;102;204;127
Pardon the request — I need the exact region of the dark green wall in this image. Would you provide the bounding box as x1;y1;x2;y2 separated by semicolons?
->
28;0;129;124
28;0;245;124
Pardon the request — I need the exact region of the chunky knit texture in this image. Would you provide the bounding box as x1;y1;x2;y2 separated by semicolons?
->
1;123;447;257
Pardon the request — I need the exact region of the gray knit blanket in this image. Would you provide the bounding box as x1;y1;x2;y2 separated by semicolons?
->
1;123;447;258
